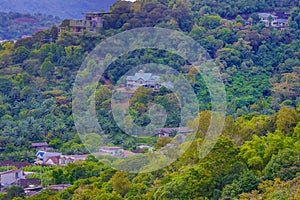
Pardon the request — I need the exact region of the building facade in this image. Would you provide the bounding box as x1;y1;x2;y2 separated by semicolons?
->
126;70;161;89
0;170;25;188
258;12;288;27
60;12;109;33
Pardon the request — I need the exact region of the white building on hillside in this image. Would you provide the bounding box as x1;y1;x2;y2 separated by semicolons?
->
126;70;173;90
258;13;278;27
99;146;124;156
126;70;160;89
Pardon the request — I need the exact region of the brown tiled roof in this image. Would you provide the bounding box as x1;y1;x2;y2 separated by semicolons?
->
0;160;31;169
45;156;60;166
13;178;41;188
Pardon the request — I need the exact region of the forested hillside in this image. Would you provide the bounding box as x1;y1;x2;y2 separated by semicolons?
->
0;12;60;40
0;0;299;199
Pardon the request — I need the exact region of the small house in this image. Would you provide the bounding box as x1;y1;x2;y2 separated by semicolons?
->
31;142;52;151
59;155;88;166
126;70;161;89
156;127;194;137
99;146;124;157
35;151;62;165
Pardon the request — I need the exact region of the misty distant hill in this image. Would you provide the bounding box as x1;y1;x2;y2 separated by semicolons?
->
0;0;118;19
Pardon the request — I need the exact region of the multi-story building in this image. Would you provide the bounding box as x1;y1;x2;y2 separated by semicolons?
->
0;170;25;188
60;12;110;33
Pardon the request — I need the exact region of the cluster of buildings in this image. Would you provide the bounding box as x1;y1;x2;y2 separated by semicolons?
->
33;145;136;167
0;168;71;196
31;126;194;167
0;159;72;196
0;167;71;196
126;70;174;90
0;126;194;195
257;12;289;28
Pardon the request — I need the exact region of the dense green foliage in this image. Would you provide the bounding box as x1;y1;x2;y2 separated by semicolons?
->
6;109;298;199
0;12;60;40
0;0;300;199
189;0;299;18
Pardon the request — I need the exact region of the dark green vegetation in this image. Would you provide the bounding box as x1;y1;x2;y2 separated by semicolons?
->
0;12;60;40
0;0;117;19
189;0;298;17
0;0;300;199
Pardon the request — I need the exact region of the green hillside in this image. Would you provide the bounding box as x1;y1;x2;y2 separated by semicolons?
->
0;0;299;199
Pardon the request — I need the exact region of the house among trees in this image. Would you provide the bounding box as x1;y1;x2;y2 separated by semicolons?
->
99;146;124;157
59;12;110;33
126;70;173;90
258;12;288;27
258;13;278;27
0;170;25;189
0;170;41;192
126;70;160;89
58;155;88;166
31;142;53;151
98;146;135;157
35;151;62;165
156;127;194;137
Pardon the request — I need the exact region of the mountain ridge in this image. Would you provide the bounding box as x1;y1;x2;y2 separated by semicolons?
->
0;0;118;19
